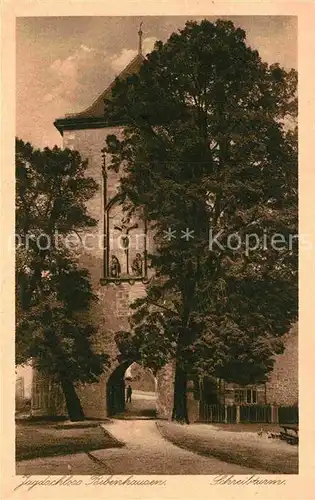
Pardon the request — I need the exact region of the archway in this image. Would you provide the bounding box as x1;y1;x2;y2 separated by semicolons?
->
106;361;157;418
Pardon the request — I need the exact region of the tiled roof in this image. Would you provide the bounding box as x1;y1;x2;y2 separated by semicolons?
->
63;53;144;120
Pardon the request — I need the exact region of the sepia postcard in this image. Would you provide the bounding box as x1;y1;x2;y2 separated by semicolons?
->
1;1;315;499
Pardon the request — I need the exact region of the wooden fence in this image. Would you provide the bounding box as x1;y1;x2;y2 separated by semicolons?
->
199;403;298;424
278;405;299;425
240;404;272;423
198;402;236;423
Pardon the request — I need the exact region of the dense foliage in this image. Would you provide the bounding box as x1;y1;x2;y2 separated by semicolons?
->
16;138;108;420
104;20;298;422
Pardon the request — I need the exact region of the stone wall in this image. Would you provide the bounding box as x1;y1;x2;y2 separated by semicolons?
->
265;323;298;406
156;362;175;419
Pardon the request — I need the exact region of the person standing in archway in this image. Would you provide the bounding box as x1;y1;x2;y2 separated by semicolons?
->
126;384;132;403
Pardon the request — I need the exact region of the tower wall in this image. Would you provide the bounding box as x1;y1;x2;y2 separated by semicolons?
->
31;125;173;420
64;127;150;418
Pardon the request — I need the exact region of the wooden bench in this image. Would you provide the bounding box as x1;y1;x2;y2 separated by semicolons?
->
280;424;298;445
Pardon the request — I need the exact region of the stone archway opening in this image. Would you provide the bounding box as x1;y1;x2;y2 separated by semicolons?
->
106;361;157;418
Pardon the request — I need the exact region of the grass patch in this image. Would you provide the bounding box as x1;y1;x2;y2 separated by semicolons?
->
157;422;298;474
16;423;124;461
206;423;280;433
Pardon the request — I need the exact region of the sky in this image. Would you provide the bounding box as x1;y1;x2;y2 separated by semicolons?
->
16;16;297;149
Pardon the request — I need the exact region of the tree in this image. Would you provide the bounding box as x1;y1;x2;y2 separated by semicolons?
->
16;138;108;421
16;139;97;306
104;19;298;422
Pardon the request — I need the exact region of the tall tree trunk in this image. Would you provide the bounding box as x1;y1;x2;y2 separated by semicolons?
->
60;376;85;421
172;362;189;424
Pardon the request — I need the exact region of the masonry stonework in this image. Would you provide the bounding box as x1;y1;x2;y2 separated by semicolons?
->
64;126;158;418
265;324;298;406
31;122;171;419
156;363;175;420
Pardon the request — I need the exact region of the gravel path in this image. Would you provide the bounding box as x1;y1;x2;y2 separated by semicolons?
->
88;420;263;474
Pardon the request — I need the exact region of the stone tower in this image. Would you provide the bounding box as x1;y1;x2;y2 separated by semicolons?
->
31;50;175;420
